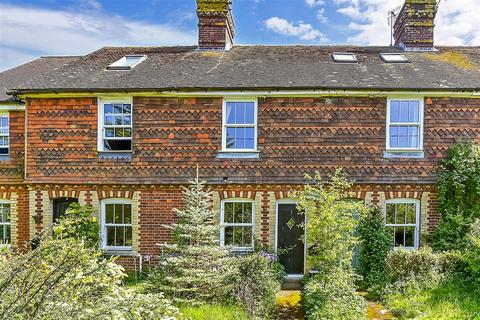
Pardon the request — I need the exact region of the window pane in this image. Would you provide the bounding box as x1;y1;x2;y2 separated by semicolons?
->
396;204;406;224
104;139;131;151
235;127;245;149
235;102;245;124
114;204;122;224
405;227;415;247
394;227;404;247
245;128;255;149
105;115;114;125
224;226;233;246
125;227;132;246
113;104;123;114
104;104;113;114
224;202;234;223
123;116;131;126
115;128;124;137
3;205;10;223
245;103;255;124
124;204;132;224
234;226;243;247
115;226;125;246
399;101;409;122
107;226;115;246
233;203;242;224
123;104;132;114
226;127;235;149
386;204;395;224
124;128;132;137
114;116;122;125
105;128;114;138
409;101;419;122
243;202;252;223
390;101;400;123
105;204;114;223
226;103;235;124
409;126;419;148
5;225;10;244
389;127;399;148
243;226;253;247
406;204;416;224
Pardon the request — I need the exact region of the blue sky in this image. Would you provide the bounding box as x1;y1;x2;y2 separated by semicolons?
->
0;0;478;71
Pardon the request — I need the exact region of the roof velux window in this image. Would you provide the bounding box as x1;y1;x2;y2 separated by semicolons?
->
380;53;409;63
106;55;147;70
332;52;358;63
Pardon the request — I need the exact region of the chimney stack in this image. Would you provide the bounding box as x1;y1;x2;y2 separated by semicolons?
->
196;0;235;51
393;0;437;51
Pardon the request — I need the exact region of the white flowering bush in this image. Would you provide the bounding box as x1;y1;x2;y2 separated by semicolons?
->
0;233;179;319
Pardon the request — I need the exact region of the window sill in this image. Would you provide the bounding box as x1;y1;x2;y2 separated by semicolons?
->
216;151;260;159
103;249;138;257
384;150;424;159
98;151;132;161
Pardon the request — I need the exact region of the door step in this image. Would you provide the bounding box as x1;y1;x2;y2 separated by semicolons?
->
282;277;303;290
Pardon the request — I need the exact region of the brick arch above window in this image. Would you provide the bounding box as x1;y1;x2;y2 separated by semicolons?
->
97;189;135;200
218;190;257;200
385;190;423;200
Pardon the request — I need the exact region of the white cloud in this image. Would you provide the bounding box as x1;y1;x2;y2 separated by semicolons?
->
0;3;196;71
316;8;328;23
265;17;328;42
306;0;325;7
334;0;480;46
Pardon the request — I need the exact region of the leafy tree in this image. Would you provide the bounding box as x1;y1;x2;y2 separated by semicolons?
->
295;169;367;319
0;230;179;319
149;175;231;304
358;206;392;296
432;141;480;251
52;203;100;247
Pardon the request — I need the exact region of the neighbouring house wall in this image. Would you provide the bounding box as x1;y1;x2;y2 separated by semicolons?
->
0;111;24;184
19;183;437;270
0;186;29;251
24;97;480;185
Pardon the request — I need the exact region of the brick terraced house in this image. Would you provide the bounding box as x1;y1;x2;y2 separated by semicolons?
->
0;0;479;276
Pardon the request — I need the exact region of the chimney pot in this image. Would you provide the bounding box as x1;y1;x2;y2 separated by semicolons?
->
196;0;235;51
393;0;437;51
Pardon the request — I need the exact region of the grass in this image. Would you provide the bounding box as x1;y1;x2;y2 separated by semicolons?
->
384;276;480;319
178;304;249;320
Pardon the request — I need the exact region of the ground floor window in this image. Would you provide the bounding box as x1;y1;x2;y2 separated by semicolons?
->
101;200;132;250
385;199;420;249
0;203;10;244
221;200;254;251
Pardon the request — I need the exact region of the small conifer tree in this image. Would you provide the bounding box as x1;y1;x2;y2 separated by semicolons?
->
150;168;232;304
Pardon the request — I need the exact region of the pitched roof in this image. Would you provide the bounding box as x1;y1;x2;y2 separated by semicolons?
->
9;46;480;94
0;56;79;102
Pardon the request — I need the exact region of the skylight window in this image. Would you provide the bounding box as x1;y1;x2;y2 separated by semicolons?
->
380;53;409;63
332;52;358;63
107;55;147;70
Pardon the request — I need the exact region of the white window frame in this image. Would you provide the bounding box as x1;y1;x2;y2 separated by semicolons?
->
221;98;258;152
385;198;420;250
100;199;133;251
97;97;133;152
0;201;11;246
386;97;424;152
106;55;147;71
220;199;255;251
0;112;9;155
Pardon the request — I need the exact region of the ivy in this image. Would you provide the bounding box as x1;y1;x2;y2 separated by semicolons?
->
432;141;480;251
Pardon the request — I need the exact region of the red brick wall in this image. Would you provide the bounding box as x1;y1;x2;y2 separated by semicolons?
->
24;97;480;185
0;111;24;184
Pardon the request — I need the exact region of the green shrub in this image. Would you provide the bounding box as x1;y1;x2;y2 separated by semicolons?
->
295;170;367;319
463;218;480;283
432;141;480;251
304;269;366;320
0;232;179;319
385;247;458;293
52;203;100;247
358;206;392;296
225;252;282;319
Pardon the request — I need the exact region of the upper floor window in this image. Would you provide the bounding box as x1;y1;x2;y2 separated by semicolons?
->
222;100;257;152
0;113;9;155
220;200;254;251
387;98;424;151
101;199;133;251
98;98;132;152
0;202;10;245
385;199;420;249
